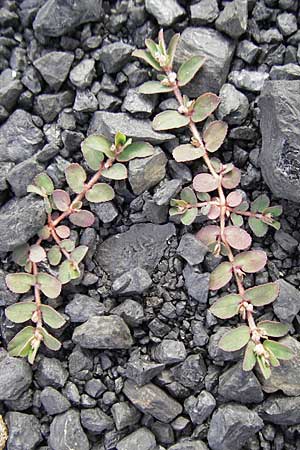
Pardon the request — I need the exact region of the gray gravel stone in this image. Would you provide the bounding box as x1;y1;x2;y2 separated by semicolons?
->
65;294;105;323
190;0;219;25
49;409;89;450
123;88;156;118
218;361;264;404
168;442;208;450
153;179;182;206
217;83;249;125
123;380;182;423
0;269;18;306
117;427;156;450
95;223;175;279
128;147;167;195
0;69;23;111
207;404;264;450
270;63;300;80
7;158;44;197
80;408;113;434
90;201;118;223
277;12;298;36
34;51;74;91
215;0;248;38
35;357;68;389
145;0;185;26
175;27;235;97
112;401;141;431
259;80;300;202
40;387;71;415
152;340;187;364
274;229;298;254
261;336;300;396
21;66;42;95
229;69;269;92
0;162;13;191
177;233;208;266
191;320;209;347
33;0;102;36
0;356;32;401
273;279;300;323
112;299;145;327
99;42;134;74
0;195;45;252
0;109;44;163
85;378;106;398
125;355;165;386
236;40;260;64
34;90;74;122
183;265;210;304
112;267;152;296
69;59;95;88
171;354;206;389
88;111;174;144
257;395;300;425
184;391;216;425
72;315;133;349
73;90;98;113
5;412;42;450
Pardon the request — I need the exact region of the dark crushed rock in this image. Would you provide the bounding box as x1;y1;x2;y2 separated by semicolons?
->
215;0;248;39
145;0;185;27
151;339;187;364
111;299;145;327
48;409;89;450
256;395;300;425
112;267;152;295
65;293;105;322
112;401;141;431
40;386;71;415
273;278;300;323
33;51;74;91
116;427;156;450
177;233;208;266
183;265;210;304
168;441;208;450
125;354;165;386
98;42;134;74
5;411;42;450
80;407;113;434
184;390;216;425
0;356;32;401
35;357;68;389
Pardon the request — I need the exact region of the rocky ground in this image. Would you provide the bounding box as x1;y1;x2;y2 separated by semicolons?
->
1;0;300;449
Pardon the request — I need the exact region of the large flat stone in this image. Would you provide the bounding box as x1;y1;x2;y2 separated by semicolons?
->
174;27;235;97
259;80;300;202
95;223;176;279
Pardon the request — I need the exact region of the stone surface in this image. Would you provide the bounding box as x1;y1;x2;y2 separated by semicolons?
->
40;387;71;415
257;395;300;425
128;147;167;195
80;408;113;434
34;91;74;122
183;265;210;304
0;109;43;163
123;380;182;423
259;80;300;202
95;223;175;279
277;12;297;36
122;88;156;118
229;69;269;92
98;42;134;74
215;0;248;38
116;427;156;450
112;299;145;327
7;158;44;197
33;0;102;36
171;354;206;389
177;233;208;265
112;267;152;295
152;340;187;364
153;179;182;206
111;401;141;431
217;83;249;125
88;111;174;145
168;442;208;450
0;69;23;111
270;63;300;80
0;356;32;401
190;0;219;25
0;270;18;306
72;315;133;349
207;404;264;450
35;357;68;389
125;355;165;386
145;0;185;26
218;361;264;404
48;409;89;450
184;391;216;425
5;412;42;450
33;51;74;91
69;59;95;88
0;195;45;252
273;279;300;323
261;336;300;396
175;27;235;97
65;294;105;323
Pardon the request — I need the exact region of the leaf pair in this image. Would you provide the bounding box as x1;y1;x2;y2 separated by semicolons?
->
58;245;88;284
6;272;61;298
169;187;198;226
6;302;66;328
248;194;282;237
27;173;55;214
197;224;252;252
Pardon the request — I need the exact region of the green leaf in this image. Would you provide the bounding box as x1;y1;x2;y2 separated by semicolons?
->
268;219;281;231
132;49;161;71
244;282;279;307
65;163;87;193
181;208;197;225
117;141;154;162
233;250;267;273
193;173;219;192
56;225;70;239
243;341;257;371
263;340;294;360
177;56;205;86
5;302;36;323
60;239;75;252
8;326;35;357
258;321;289;338
48;246;62;266
40;327;61;351
263;205;283;217
222;167;241;189
44;197;52;214
41;305;66;329
152;110;190;131
257;355;271;379
249;217;268;237
27;184;45;197
173;144;205;162
230;213;243;227
69;210;95;227
81;135;106;170
167;33;180;67
38;226;51;240
209;262;233;291
27;338;41;364
34;173;54;195
37;273;61;299
210;294;241;319
251;194;270;213
59;260;80;284
71;245;88;264
102;163;128;180
191;93;220;123
115;131;127;147
218;326;250;352
138;81;172;94
145;38;159;59
6;273;35;294
85;183;115;203
169;207;180;217
180;187;197;204
203;120;228;152
28;244;46;263
12;244;29;266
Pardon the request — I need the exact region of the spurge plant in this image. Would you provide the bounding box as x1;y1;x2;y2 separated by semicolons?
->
133;30;293;379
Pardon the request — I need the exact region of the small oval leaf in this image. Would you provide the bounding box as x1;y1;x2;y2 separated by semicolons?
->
251;194;270;213
138;81;172;94
193;173;219;193
233;250;267;273
40;327;61;351
65;163;87;193
55;225;70;239
102;163;128;180
192;93;220;123
243;340;257;371
180;187;197;204
7;326;35;357
249;217;268;237
6;273;35;294
244;282;279;307
71;245;88;264
48;246;62;266
203;120;228;153
69;210;95;227
52;189;71;212
34;173;54;195
177;56;205;86
196;225;220;247
258;321;289;338
152;110;190;131
224;226;252;250
117;141;154;162
5;302;36;323
222;167;241;189
210;294;241;319
29;244;46;263
209;262;233;291
40;305;66;329
173;144;205;162
226;191;243;208
218;326;250;352
181;208;197;225
85;183;115;203
37;273;61;299
263;340;294;360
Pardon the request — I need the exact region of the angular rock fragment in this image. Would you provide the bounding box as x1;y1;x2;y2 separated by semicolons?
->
0;356;32;401
34;51;74;91
49;409;89;450
145;0;185;26
116;427;156;450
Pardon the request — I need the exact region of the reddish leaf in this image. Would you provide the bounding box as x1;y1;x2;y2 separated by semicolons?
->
52;189;71;212
203;120;228;152
191;93;220;123
210;262;233;290
233;250;267;273
224;226;252;250
226;191;243;208
222;167;241;189
193;173;219;193
29;244;46;263
69;210;95;228
244;282;279;307
55;225;70;239
207;204;220;220
196;225;220;246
